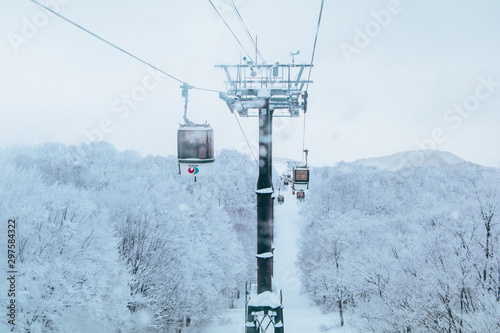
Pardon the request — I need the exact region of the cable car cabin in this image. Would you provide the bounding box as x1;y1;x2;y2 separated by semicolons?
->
296;190;305;201
177;125;214;176
277;195;284;204
293;167;309;190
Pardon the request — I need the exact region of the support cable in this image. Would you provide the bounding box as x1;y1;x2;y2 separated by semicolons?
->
302;112;307;165
305;0;324;92
233;112;258;166
29;0;221;94
229;0;266;65
302;0;324;164
231;66;258;166
208;0;255;64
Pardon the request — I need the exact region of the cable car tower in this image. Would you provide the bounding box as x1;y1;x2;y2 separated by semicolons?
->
217;59;312;332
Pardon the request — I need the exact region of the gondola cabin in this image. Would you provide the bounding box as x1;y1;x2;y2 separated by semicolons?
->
296;190;305;201
293;167;309;190
277;195;284;204
177;125;214;176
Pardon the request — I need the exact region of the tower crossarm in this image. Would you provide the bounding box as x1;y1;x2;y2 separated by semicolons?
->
216;63;312;117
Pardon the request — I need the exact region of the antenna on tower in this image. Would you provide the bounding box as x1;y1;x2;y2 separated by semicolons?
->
290;50;300;64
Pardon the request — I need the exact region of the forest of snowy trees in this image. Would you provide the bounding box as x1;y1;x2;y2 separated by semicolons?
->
2;142;499;333
297;161;500;332
0;142;257;332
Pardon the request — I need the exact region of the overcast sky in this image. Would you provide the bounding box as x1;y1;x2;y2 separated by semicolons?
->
2;0;499;167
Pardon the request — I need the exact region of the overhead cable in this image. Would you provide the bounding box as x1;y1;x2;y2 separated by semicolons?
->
208;0;255;64
229;0;266;65
302;0;324;164
29;0;221;93
233;112;258;166
305;0;324;92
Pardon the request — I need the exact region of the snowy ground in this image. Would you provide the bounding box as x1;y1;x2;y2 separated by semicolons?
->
205;186;355;333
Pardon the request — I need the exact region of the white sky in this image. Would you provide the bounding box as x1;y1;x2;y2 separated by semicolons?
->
2;0;500;167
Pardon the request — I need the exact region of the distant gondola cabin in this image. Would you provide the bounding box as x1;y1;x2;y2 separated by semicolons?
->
296;190;305;201
277;195;284;204
293;167;309;190
177;125;214;176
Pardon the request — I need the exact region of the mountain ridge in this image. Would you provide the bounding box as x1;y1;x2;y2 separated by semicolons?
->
352;150;475;171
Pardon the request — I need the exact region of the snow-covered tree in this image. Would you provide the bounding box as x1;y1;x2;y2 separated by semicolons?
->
0;143;256;332
0;164;131;333
297;162;500;332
